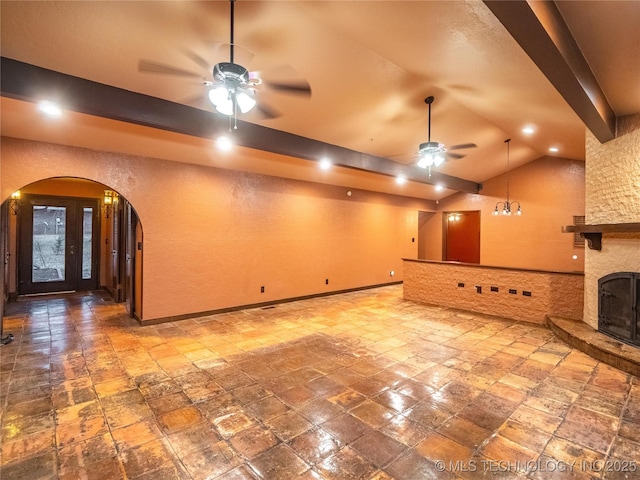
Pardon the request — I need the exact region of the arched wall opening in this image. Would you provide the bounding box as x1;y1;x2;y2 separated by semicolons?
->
1;176;143;320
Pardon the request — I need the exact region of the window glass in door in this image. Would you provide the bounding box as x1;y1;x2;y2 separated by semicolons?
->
31;206;67;283
82;207;93;280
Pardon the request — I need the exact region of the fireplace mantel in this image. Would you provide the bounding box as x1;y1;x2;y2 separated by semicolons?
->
562;222;640;250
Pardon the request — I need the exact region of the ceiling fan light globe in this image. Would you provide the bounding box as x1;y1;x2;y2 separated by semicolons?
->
215;98;234;116
434;153;445;167
236;90;256;113
209;86;229;107
417;155;433;169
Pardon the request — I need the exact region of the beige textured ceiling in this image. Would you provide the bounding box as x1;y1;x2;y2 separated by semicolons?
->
1;1;638;200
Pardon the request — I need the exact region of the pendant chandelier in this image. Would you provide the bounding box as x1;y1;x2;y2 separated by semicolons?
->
493;138;522;216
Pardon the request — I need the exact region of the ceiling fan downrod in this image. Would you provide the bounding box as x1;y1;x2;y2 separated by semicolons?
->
229;0;235;65
229;0;236;127
426;95;434;143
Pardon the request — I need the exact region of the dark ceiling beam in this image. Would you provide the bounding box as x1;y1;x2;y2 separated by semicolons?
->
483;0;616;143
0;57;481;194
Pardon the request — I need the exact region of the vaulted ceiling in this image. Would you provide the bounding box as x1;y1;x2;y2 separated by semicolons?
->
1;1;638;200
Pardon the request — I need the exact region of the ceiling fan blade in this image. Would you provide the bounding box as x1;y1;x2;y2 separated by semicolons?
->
180;48;212;71
446;152;466;160
255;101;282;120
448;143;477;150
138;60;201;78
264;80;312;96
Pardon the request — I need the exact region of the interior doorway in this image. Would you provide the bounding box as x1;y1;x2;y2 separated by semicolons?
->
444;210;480;263
2;178;142;320
110;198;143;320
18;194;99;295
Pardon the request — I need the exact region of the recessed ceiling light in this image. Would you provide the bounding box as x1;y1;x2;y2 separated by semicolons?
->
395;175;407;185
319;158;331;170
549;147;559;153
216;136;233;151
522;126;535;135
38;101;62;117
435;184;444;192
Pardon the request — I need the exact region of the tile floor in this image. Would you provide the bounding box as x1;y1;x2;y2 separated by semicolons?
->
1;285;639;480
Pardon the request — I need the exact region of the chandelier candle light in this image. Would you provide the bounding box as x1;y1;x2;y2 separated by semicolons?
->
493;138;522;216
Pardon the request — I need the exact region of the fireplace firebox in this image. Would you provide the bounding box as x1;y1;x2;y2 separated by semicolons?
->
598;272;640;347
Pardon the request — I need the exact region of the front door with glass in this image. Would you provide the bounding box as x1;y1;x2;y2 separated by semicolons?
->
18;195;99;295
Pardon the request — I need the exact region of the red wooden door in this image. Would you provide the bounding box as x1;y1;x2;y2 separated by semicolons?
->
445;211;480;263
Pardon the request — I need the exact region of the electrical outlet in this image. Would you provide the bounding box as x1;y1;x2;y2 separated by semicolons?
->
260;286;265;293
325;279;329;285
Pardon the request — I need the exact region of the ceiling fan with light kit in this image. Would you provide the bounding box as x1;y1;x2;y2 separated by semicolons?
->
139;0;311;127
416;96;477;176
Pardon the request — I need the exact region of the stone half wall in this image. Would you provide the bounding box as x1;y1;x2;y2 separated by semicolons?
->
584;114;640;329
403;260;584;324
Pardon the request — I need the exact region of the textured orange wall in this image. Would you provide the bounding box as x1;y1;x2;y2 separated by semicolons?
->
403;259;584;324
1;137;430;321
423;156;585;272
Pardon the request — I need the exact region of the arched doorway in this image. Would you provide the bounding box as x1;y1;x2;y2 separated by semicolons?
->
1;177;142;320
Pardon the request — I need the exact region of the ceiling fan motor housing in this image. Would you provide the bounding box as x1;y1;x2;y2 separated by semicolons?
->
419;141;446;153
214;62;250;84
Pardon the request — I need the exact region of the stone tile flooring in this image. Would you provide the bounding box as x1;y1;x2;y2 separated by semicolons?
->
1;285;639;479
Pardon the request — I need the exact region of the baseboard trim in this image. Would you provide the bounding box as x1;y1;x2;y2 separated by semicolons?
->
138;281;403;326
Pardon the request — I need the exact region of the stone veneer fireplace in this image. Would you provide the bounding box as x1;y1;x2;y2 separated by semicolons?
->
582;114;640;339
598;272;640;346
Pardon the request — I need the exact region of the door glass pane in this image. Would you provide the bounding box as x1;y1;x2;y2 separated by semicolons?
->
82;207;93;280
32;206;66;283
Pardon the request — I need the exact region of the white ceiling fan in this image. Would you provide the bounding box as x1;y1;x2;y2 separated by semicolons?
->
207;0;260;117
417;96;477;175
139;0;311;126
